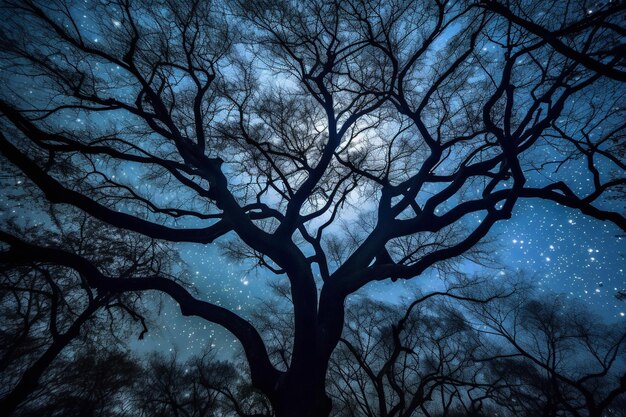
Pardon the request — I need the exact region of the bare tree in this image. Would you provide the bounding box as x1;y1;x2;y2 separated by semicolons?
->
0;0;624;415
466;290;626;417
131;350;272;417
330;297;480;417
328;278;626;417
14;347;141;417
0;212;174;416
328;278;518;417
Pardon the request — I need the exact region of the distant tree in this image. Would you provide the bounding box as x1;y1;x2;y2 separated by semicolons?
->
326;278;626;417
15;348;141;417
329;297;479;417
466;290;626;417
328;278;518;417
131;351;272;417
0;1;624;416
0;212;174;416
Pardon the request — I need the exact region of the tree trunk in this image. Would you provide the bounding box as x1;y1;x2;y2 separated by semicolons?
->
268;310;342;417
262;268;345;417
272;373;332;417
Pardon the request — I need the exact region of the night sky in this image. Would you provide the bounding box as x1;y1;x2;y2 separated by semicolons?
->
1;1;624;362
129;197;625;358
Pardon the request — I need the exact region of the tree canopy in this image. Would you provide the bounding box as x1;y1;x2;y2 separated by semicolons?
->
0;0;624;416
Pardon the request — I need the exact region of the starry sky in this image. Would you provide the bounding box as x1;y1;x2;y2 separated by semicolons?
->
1;1;624;361
128;196;625;358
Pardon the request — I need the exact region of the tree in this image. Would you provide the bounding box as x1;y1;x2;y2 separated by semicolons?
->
131;351;272;417
326;280;626;417
329;297;481;417
326;276;529;417
0;0;624;416
14;348;141;417
0;211;173;416
466;290;626;417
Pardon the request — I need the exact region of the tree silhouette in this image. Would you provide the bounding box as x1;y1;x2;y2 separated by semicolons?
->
327;278;521;417
131;350;272;417
328;282;626;417
0;0;624;416
0;212;174;416
465;289;626;417
329;297;481;417
15;348;141;417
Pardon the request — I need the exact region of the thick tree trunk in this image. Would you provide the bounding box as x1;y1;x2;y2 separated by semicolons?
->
268;287;345;417
266;335;334;417
272;373;332;417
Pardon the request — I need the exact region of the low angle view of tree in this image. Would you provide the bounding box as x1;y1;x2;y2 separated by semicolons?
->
0;0;624;416
0;211;174;416
130;350;272;417
329;281;626;417
466;290;626;417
